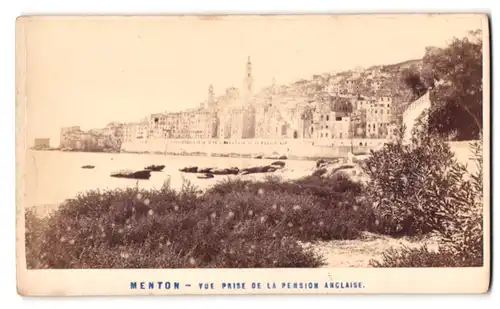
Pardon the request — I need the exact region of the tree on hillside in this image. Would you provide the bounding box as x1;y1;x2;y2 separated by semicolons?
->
421;30;483;140
333;98;353;114
400;65;427;101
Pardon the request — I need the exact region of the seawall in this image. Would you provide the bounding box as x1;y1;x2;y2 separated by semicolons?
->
121;138;388;160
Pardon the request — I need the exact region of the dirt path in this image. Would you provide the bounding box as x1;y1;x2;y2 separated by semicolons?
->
303;232;440;268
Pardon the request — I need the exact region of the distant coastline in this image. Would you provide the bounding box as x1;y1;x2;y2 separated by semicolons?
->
31;148;119;154
30;147;60;151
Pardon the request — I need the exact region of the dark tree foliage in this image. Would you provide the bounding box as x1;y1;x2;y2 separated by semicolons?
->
421;30;483;140
333;98;354;114
400;65;427;101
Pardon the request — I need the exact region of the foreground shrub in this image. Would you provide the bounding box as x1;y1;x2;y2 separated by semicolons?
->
363;111;483;238
369;245;455;267
208;173;377;240
366;110;484;267
436;140;484;266
369;243;482;268
25;209;47;269
26;181;326;269
363;130;454;235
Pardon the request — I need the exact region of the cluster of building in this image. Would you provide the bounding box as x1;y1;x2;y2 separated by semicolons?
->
125;58;399;144
33;138;51;150
59;122;124;152
60;57;404;151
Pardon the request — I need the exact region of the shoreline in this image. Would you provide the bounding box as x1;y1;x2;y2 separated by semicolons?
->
35;149;367;162
26;165;317;218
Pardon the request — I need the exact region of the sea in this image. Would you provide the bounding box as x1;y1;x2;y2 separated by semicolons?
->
23;150;317;210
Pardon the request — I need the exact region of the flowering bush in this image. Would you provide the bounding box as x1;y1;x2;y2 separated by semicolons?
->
208;173;376;241
25;171;377;269
25;178;334;268
25;209;47;269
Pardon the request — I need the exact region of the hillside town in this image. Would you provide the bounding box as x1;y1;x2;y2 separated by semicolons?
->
59;57;424;152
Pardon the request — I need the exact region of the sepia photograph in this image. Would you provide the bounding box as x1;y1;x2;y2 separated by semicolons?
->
15;13;490;295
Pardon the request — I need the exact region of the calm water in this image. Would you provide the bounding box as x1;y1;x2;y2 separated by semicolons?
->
24;150;316;207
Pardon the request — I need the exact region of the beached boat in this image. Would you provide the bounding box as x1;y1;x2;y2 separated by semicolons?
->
144;164;165;172
197;173;214;179
110;169;151;180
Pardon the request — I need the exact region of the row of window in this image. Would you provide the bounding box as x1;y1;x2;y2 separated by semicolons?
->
358;103;391;108
367;122;389;128
319;115;344;121
368;108;391;115
171;140;289;145
320;124;349;130
319;132;345;138
311;141;371;147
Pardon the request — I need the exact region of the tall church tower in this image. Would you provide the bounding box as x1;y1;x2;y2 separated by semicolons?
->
208;84;215;108
238;56;255;138
244;56;253;99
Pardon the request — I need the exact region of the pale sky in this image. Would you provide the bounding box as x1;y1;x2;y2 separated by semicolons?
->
17;14;484;146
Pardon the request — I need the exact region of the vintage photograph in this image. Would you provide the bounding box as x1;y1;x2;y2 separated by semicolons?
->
16;14;489;293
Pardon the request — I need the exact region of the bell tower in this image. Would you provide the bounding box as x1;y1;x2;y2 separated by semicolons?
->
271;77;277;95
208;84;215;107
245;56;253;98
